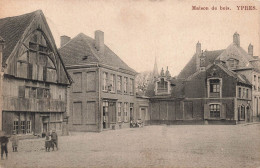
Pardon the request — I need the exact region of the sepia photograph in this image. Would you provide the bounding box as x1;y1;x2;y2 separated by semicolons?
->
0;0;259;167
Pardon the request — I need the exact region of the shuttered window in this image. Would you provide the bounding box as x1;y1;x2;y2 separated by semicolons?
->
18;86;25;98
210;104;220;118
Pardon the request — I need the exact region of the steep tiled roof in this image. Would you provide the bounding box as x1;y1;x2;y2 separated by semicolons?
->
217;63;251;86
0;36;4;43
0;11;37;65
177;49;224;79
59;33;137;73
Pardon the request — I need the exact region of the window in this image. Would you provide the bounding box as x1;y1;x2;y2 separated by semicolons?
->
124;102;128;122
56;113;62;121
258;77;260;91
157;78;168;93
21;121;26;134
26;121;31;134
210;79;220;93
208;79;221;98
238;87;241;98
102;72;108;91
43;89;50;98
13;121;19;134
117;76;122;93
117;102;122;122
123;77;128;93
210;104;220;118
227;59;239;68
110;74;116;92
73;72;82;92
29;87;37;98
37;88;43;99
246;89;249;99
129;79;134;95
242;88;245;98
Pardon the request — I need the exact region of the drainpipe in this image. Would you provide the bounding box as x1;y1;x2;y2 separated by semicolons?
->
0;38;5;131
97;63;102;132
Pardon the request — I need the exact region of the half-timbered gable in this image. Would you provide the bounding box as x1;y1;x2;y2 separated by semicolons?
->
0;10;71;136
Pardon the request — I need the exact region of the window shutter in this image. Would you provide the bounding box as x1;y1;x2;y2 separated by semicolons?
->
43;67;47;81
221;104;226;119
204;104;209;119
28;63;33;79
18;86;25;98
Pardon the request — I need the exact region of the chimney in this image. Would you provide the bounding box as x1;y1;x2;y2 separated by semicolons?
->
199;50;206;71
196;41;201;71
233;32;240;47
60;35;71;48
196;41;201;54
0;36;5;67
248;43;253;56
95;30;104;55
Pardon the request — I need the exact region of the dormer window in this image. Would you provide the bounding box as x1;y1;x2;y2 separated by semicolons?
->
227;58;239;68
155;77;170;95
158;78;168;92
155;67;171;95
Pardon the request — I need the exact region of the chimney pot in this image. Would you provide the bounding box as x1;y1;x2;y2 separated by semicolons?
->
95;30;104;55
60;35;71;48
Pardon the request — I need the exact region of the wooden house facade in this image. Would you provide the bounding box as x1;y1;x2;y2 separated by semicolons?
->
0;10;71;136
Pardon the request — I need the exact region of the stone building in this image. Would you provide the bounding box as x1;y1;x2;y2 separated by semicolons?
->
149;32;255;124
59;31;137;132
0;10;71;136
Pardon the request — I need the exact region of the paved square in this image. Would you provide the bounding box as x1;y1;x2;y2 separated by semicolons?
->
1;124;260;168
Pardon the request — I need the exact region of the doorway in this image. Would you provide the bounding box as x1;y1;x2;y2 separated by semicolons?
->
42;116;49;137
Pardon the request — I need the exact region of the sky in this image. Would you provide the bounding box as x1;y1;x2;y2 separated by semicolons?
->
0;0;259;76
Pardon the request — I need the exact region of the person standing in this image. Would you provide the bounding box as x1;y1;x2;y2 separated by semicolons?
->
10;132;19;152
50;130;58;151
0;133;9;160
45;131;52;152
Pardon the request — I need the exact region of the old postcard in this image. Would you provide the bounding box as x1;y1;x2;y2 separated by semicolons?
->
0;0;259;167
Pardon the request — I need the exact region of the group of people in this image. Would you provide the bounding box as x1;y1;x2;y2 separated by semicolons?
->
45;130;58;152
0;129;58;160
0;131;19;160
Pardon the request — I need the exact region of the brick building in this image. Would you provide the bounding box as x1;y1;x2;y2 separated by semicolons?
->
149;32;255;124
59;31;137;132
0;10;71;136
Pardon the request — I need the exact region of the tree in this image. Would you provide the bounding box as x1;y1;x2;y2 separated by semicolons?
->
135;71;154;96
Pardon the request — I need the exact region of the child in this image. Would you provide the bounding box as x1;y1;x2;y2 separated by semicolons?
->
10;131;19;152
45;132;52;152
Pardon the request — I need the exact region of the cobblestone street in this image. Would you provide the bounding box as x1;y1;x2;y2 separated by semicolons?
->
1;124;260;168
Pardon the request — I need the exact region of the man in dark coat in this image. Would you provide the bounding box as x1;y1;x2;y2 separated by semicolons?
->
51;130;58;151
0;133;9;160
